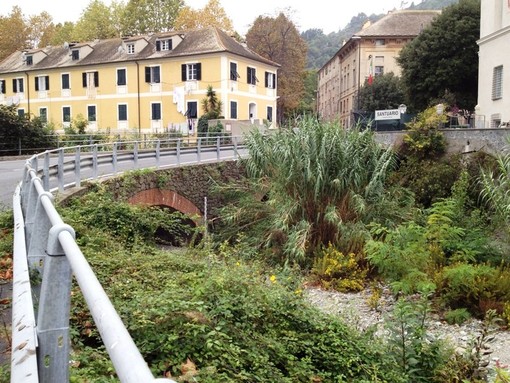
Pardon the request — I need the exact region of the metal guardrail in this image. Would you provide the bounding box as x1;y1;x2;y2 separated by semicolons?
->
11;136;246;382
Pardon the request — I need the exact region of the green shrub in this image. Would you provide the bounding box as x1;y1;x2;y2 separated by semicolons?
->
436;263;510;315
311;244;367;292
444;308;471;325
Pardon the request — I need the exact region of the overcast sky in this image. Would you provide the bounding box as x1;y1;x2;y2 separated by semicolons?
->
0;0;416;35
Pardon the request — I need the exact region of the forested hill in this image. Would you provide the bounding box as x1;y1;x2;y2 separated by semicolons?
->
302;0;459;69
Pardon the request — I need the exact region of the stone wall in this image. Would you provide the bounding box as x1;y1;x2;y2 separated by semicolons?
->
374;128;510;155
103;161;246;217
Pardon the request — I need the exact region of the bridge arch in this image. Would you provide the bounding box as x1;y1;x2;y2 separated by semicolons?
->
127;188;203;225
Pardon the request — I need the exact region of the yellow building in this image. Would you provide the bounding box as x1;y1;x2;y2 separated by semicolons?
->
0;27;279;134
317;10;440;127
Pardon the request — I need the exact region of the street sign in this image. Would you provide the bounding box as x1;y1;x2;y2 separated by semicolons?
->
375;109;400;120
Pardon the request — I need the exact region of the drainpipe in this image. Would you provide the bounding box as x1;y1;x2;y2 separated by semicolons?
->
24;72;31;119
135;61;141;134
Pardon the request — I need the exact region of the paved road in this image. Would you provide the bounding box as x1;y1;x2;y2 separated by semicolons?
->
0;157;28;210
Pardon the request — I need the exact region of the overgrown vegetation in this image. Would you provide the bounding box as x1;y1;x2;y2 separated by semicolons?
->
3;112;510;381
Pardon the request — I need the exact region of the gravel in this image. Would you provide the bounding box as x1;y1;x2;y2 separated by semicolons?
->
305;285;510;378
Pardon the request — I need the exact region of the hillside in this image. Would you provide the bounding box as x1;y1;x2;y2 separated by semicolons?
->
302;0;459;69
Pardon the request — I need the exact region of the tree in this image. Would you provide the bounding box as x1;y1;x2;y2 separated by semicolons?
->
397;0;480;112
246;12;307;124
50;22;75;46
27;12;55;48
72;0;118;41
201;85;223;119
174;0;234;34
357;72;405;113
0;6;30;61
0;105;56;156
122;0;183;35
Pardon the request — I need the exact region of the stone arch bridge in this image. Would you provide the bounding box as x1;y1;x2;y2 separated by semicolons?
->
101;161;245;224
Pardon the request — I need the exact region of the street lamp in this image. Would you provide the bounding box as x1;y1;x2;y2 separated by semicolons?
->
398;104;407;130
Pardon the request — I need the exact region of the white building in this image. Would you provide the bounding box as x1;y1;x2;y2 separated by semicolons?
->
476;0;510;128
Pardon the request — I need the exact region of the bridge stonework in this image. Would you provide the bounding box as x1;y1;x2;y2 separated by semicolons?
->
103;161;245;219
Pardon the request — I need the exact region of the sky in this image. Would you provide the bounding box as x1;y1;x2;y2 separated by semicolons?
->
0;0;418;35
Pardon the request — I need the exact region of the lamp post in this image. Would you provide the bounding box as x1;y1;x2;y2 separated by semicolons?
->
398;104;407;130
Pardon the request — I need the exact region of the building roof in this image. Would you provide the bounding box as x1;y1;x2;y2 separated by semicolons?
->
0;27;279;74
355;10;441;37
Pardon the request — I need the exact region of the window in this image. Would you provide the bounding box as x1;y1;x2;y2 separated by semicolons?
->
145;66;160;83
25;55;33;65
267;106;273;122
18;109;25;117
0;80;5;94
375;39;385;46
82;72;99;88
118;104;127;121
247;67;257;85
492;65;503;100
39;107;47;123
230;62;239;81
71;50;80;60
156;39;172;51
230;101;237;119
62;106;71;122
12;78;24;93
265;72;276;89
184;102;198;119
491;114;502;128
117;68;127;86
181;63;201;81
87;105;96;122
61;73;70;89
127;44;135;54
151;102;161;120
35;76;50;91
375;66;384;76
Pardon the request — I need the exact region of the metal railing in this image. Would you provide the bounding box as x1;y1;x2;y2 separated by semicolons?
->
11;135;246;382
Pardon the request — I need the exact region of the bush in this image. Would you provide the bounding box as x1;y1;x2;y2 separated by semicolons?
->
311;244;367;292
444;308;471;325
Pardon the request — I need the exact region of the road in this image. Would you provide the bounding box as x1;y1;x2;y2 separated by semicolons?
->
0;157;28;210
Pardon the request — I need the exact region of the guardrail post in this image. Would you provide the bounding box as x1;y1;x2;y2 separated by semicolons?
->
75;147;81;188
134;141;139;168
37;223;75;383
216;136;221;160
43;152;50;191
197;137;202;162
177;138;181;166
93;144;98;179
113;142;118;174
156;140;161;168
26;191;54;304
57;149;64;193
233;136;239;160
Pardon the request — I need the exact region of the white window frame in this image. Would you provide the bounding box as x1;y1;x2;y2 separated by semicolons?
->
39;107;48;122
161;39;171;50
127;44;135;54
187;63;199;81
13;78;24;94
37;75;49;91
87;104;97;122
62;106;71;125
